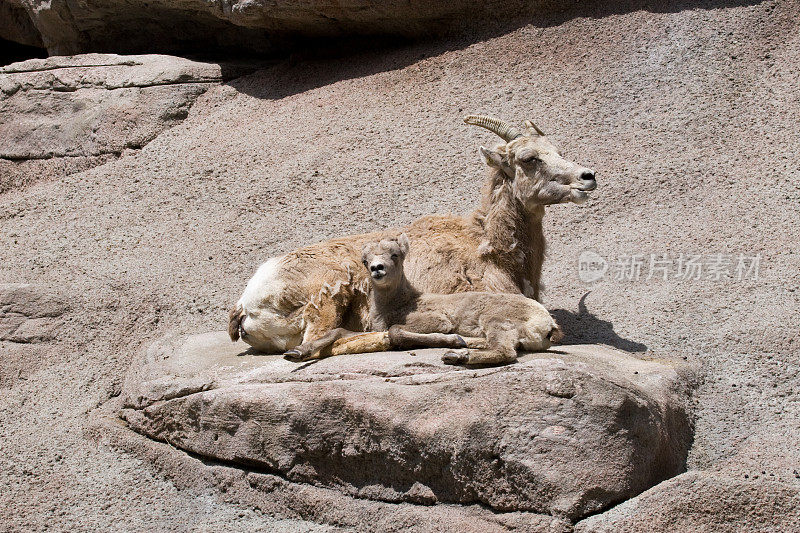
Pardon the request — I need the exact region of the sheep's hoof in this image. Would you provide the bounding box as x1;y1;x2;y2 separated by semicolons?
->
442;349;469;365
283;349;305;362
454;335;467;348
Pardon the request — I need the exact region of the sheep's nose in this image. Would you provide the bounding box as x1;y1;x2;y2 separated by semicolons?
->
579;171;597;191
547;326;564;343
371;264;384;272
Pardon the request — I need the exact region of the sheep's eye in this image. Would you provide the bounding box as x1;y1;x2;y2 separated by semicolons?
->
520;154;540;163
362;260;368;267
391;254;398;260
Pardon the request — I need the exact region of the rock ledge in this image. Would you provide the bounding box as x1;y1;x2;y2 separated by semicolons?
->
0;53;260;192
121;331;695;520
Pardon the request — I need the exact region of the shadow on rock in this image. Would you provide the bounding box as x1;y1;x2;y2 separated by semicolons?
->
225;0;762;101
551;292;648;353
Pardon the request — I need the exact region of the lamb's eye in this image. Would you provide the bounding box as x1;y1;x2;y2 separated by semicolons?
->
520;154;540;163
362;260;368;267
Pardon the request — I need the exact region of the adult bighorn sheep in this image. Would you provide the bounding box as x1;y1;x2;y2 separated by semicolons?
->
229;115;596;356
283;235;562;365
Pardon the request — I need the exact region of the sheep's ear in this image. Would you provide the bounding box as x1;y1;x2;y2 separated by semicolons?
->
361;243;373;263
479;146;505;169
397;233;410;257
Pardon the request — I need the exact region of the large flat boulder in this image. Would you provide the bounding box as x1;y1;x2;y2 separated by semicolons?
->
121;331;695;521
0;53;259;192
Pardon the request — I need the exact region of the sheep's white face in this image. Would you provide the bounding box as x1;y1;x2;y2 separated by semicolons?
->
361;236;409;290
481;126;596;208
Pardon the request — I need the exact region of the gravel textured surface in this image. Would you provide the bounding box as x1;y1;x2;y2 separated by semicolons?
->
1;0;798;529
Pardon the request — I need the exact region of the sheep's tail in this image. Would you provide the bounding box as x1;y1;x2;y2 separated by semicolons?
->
228;304;243;341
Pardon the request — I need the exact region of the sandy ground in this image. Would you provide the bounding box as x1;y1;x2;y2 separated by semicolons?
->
1;0;798;530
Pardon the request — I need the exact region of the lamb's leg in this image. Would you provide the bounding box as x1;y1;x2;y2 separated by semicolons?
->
386;312;464;349
388;324;467;349
284;327;356;361
443;323;519;366
329;331;391;355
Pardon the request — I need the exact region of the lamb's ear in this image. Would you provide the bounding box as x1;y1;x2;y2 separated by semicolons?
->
397;233;410;257
479;146;505;169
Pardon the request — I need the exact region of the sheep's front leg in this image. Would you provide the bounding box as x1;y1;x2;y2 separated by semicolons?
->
443;322;519;366
293;279;354;360
284;327;355;361
301;299;346;346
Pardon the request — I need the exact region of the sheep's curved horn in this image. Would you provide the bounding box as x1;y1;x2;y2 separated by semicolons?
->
463;115;523;142
524;119;546;136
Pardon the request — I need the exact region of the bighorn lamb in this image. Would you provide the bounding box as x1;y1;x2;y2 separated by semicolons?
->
229;115;596;354
284;235;562;365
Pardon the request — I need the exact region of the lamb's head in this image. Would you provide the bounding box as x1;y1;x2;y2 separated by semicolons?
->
361;235;409;290
465;115;597;207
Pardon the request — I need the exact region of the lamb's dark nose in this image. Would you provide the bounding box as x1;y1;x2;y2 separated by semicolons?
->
579;171;597;191
371;264;384;272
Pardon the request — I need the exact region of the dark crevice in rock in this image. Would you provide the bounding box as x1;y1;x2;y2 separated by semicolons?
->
570;486;645;526
2;337;49;345
180;441;298;481
0;62;141;73
1;151;125;161
0;39;46;67
17;79;223;94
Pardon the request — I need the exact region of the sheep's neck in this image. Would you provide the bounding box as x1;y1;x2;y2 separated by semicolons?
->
470;168;546;292
369;274;420;330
